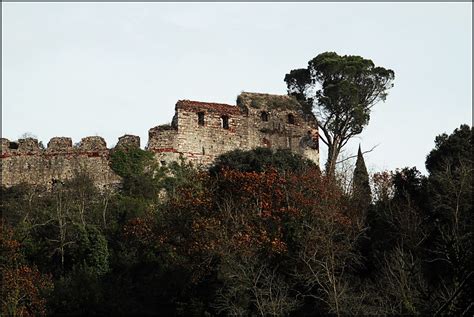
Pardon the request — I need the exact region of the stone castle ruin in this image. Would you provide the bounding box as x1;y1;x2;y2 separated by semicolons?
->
1;92;319;189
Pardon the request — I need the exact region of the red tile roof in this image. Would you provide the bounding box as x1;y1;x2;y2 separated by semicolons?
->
176;100;242;115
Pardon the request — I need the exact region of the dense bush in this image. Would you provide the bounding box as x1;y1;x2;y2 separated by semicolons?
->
210;147;317;174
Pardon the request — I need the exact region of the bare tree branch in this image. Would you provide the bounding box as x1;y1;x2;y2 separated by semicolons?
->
336;144;379;165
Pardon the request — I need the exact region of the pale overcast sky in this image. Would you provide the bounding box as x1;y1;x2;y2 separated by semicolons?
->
2;3;472;174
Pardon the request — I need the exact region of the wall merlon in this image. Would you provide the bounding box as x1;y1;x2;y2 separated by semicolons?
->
47;137;73;152
1;138;11;154
116;135;140;149
18;138;41;152
78;136;107;151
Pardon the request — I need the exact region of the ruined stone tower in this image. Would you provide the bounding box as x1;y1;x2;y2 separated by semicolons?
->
147;92;319;167
1;92;319;189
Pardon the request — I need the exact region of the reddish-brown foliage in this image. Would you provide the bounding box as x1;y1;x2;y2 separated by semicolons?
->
119;165;354;286
1;221;53;317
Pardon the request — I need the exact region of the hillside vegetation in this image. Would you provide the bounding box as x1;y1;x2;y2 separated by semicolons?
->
1;125;472;316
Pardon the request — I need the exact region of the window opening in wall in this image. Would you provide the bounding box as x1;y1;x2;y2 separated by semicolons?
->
221;115;229;129
261;111;269;122
287;114;295;124
8;142;19;150
198;112;205;126
202;146;205;155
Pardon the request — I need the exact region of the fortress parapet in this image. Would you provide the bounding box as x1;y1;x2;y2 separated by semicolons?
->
1;135;121;189
1;138;41;156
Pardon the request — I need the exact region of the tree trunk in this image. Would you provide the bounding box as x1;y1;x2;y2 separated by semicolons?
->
325;143;341;179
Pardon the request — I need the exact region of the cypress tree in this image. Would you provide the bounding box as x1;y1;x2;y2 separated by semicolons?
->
352;145;372;220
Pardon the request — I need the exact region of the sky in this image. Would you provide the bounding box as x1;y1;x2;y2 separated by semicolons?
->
2;3;472;175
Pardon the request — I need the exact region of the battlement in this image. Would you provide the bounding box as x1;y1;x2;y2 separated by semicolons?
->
1;134;140;189
1;91;319;188
2;137;41;154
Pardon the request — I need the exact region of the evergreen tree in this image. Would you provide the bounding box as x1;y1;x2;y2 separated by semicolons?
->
351;145;372;223
284;52;395;177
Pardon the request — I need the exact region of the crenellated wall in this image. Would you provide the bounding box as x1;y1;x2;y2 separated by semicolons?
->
1;136;128;189
1;91;320;189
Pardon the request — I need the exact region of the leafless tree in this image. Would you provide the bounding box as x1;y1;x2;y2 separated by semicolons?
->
293;212;364;316
378;245;428;315
214;255;299;316
428;159;474;315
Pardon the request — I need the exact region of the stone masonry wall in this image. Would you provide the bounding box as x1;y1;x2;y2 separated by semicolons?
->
1;136;127;189
147;92;319;167
238;92;319;164
146;126;181;165
1;92;320;189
